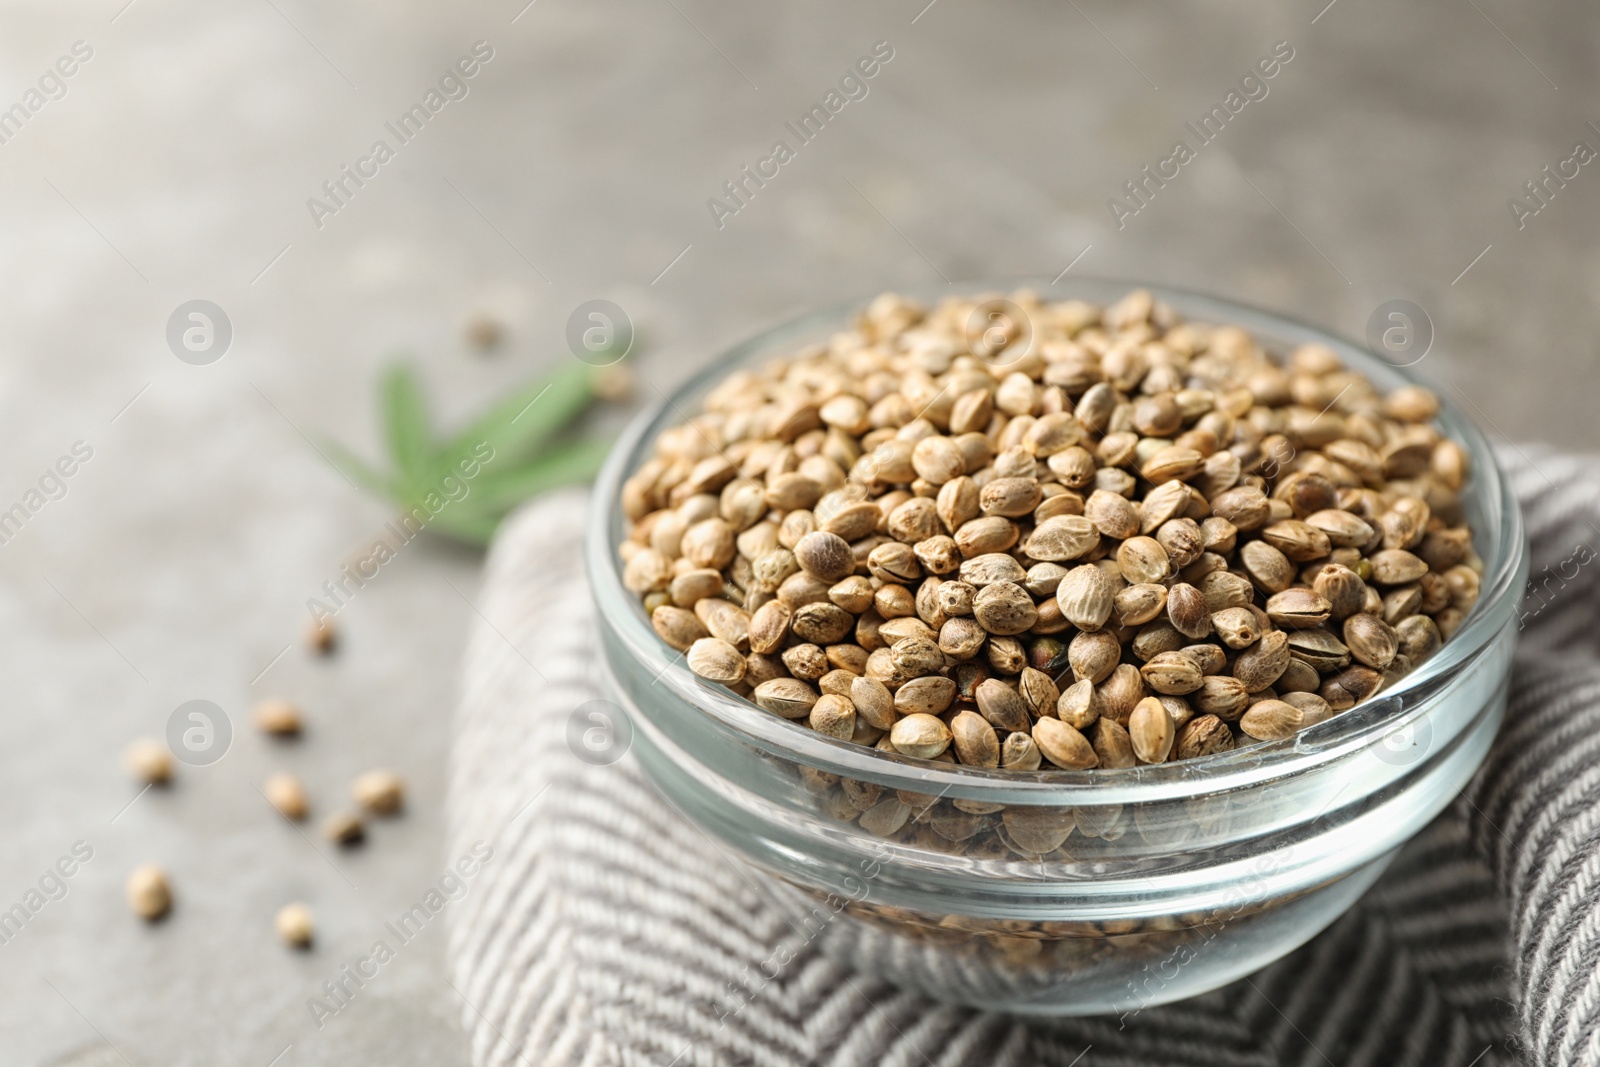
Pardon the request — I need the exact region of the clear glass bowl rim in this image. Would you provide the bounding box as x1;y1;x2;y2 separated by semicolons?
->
587;277;1527;807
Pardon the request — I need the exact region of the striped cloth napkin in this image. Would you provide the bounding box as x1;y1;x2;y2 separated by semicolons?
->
447;445;1600;1067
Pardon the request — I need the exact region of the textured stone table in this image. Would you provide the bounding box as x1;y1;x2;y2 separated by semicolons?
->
0;0;1593;1064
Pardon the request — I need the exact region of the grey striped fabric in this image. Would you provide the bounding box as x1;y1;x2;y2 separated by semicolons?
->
447;445;1600;1067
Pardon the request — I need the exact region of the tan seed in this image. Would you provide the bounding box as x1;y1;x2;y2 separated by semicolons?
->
1211;607;1260;650
794;531;856;582
1115;583;1168;627
123;739;173;785
1000;732;1042;770
1234;630;1291;692
652;605;710;651
1266;588;1332;629
1023;515;1100;562
1091;718;1136;768
890;713;953;759
1033;717;1098;769
1343;612;1399;670
127;865;172;921
1057;564;1114;631
809;694;857;741
276;903;315;949
1117;536;1171;584
950;710;1000;767
972;582;1038;636
1165;583;1211;639
253;699;303;737
1240;699;1304;741
1369;549;1429;585
975;678;1033;734
687;638;746;683
1140;652;1204;695
353;770;405;816
1056;678;1101;730
754;678;819;719
1175;714;1235;760
264;772;309;821
893;676;957;717
1129;697;1175;763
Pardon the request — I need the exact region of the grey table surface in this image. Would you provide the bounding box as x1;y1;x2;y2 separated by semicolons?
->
0;1;1594;1064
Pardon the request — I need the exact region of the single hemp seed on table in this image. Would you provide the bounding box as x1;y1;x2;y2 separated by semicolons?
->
618;288;1481;774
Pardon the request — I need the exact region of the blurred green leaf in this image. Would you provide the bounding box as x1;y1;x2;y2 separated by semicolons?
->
324;358;619;548
320;436;398;497
467;438;612;512
439;362;598;473
381;364;434;483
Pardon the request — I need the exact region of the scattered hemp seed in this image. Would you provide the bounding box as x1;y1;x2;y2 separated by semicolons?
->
275;903;315;949
352;770;405;816
322;811;365;847
127;865;172;921
252;699;303;737
306;616;337;655
465;312;505;351
622;288;1481;773
123;739;174;785
264;772;309;821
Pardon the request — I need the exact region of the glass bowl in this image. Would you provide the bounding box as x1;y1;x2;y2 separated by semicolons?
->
585;280;1528;1016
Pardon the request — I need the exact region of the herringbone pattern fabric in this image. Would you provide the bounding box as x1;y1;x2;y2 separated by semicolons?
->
448;446;1599;1066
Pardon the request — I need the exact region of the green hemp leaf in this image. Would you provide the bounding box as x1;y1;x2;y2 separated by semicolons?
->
323;361;615;546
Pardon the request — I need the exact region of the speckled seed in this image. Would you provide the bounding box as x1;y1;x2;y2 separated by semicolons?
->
894;676;957;717
1057;564;1114;631
1240;699;1304;741
890;713;953;759
123;739;173;785
1211;607;1259;650
1140;652;1204;695
1343;612;1400;669
1234;630;1291;692
1266;588;1332;629
794;531;856;583
1092;718;1136;768
1033;717;1098;769
652;605;710;651
1165;583;1211;639
1369;549;1429;585
754;678;819;719
353;770;405;816
1175;715;1235;760
687;638;746;684
276;903;314;948
1117;537;1170;585
951;711;1000;767
1000;732;1042;771
809;694;856;741
1056;679;1100;730
265;772;309;821
1129;697;1175;763
1018;667;1060;719
1115;583;1167;627
975;679;1033;734
1024;515;1099;561
253;699;303;737
127;865;172;921
972;582;1038;636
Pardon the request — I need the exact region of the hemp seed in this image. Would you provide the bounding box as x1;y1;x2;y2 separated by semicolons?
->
620;288;1480;777
127;865;172;921
276;902;315;949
